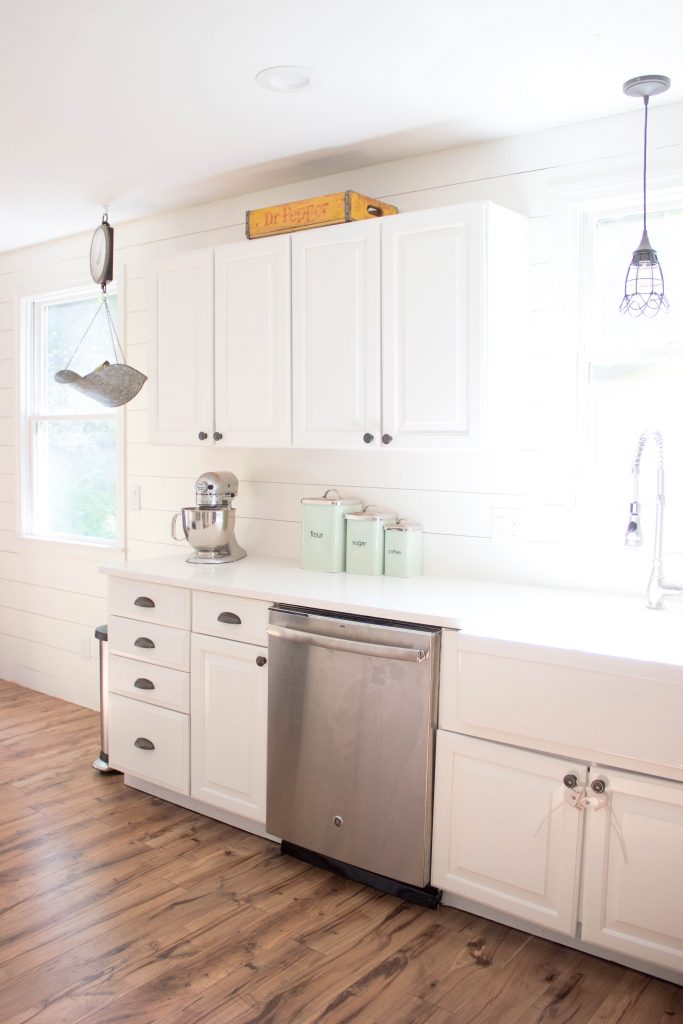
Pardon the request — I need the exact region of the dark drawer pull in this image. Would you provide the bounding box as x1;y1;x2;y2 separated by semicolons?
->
256;655;267;667
134;637;155;649
217;612;242;625
134;737;155;751
134;678;155;690
134;596;155;608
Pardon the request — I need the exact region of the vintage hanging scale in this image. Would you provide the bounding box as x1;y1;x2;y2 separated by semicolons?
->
54;212;147;407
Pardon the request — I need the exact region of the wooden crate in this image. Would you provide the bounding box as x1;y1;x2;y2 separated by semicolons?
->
246;190;397;239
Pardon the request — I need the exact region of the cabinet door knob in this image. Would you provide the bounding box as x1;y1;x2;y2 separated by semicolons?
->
134;596;155;608
198;431;208;440
213;431;223;441
590;778;607;794
217;612;241;625
134;678;155;690
563;774;578;789
363;433;374;444
134;737;155;751
134;637;155;649
381;433;393;445
256;655;267;667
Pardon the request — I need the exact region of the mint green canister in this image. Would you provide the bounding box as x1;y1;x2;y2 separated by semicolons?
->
384;520;423;578
345;507;398;575
301;489;362;572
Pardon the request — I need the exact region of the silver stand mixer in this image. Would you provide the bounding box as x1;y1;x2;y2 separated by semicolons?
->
171;472;246;564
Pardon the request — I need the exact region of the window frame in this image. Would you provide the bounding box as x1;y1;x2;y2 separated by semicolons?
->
18;280;126;554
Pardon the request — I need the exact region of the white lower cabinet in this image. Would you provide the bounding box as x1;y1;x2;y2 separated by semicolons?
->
109;693;189;795
580;767;683;973
190;632;268;823
432;731;586;935
432;731;683;976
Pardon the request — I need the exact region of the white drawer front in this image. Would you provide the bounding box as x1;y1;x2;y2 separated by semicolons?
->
109;578;191;629
108;615;190;670
109;654;189;713
192;591;268;646
109;694;189;794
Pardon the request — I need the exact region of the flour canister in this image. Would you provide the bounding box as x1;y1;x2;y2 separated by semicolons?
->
301;489;363;572
345;507;398;575
384;520;423;578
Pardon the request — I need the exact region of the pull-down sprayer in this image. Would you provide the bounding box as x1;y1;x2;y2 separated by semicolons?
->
625;430;683;609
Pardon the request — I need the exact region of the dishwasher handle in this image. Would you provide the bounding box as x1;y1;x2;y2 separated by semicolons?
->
267;624;428;663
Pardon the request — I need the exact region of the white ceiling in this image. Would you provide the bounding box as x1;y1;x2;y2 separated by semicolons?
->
2;0;682;253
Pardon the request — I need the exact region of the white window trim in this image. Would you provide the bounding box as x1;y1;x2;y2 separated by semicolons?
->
16;272;127;559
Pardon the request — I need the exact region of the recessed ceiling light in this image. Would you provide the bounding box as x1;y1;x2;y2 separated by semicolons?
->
255;66;320;93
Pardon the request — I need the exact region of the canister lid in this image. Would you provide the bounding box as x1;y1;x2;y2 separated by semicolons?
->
384;519;422;532
345;506;398;523
301;488;362;507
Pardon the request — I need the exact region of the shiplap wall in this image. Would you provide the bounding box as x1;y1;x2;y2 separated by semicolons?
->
1;102;682;708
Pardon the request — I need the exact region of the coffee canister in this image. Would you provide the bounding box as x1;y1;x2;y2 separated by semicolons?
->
345;507;398;576
384;520;423;578
301;489;363;572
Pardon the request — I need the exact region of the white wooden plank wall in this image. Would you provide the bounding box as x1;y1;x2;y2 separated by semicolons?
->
0;104;682;706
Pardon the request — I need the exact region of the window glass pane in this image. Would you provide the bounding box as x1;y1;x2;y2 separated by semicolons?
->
32;419;117;542
593;208;683;353
43;294;119;414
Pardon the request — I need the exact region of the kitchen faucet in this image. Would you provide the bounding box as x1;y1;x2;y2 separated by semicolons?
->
625;429;683;610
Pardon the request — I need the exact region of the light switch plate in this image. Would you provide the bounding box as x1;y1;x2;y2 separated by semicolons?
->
127;484;141;511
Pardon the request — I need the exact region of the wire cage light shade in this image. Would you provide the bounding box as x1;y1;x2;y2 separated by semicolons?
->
619;74;671;318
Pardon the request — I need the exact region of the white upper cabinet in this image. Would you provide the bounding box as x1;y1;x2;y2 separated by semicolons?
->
292;220;381;449
381;205;480;449
150;202;527;450
150;248;214;446
150;236;291;447
214;237;291;448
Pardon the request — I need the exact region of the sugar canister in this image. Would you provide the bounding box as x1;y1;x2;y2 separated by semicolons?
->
384;520;423;578
345;507;398;575
301;489;363;572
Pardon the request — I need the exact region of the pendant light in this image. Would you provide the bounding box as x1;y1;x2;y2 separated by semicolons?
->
619;74;671;317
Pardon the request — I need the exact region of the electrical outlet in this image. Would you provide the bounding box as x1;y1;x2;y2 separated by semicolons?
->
128;484;141;511
491;508;526;540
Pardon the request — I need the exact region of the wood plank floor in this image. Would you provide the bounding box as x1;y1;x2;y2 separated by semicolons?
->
0;679;680;1024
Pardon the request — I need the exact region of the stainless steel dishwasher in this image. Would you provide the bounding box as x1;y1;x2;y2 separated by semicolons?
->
266;605;441;907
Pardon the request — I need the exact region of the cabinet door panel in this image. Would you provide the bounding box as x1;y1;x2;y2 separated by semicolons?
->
381;206;483;449
581;768;683;973
214;237;291;447
432;731;584;935
191;633;267;823
292;220;381;448
150;248;214;445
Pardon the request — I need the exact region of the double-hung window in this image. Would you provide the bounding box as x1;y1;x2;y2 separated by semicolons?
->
21;285;122;547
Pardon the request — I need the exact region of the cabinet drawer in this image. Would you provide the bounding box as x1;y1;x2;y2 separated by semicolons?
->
108;615;190;670
109;654;189;713
109;578;191;629
109;694;189;794
192;591;268;645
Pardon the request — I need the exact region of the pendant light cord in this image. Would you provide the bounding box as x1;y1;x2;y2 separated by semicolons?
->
642;95;649;235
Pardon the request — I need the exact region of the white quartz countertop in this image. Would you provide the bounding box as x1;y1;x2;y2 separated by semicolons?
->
101;555;683;670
